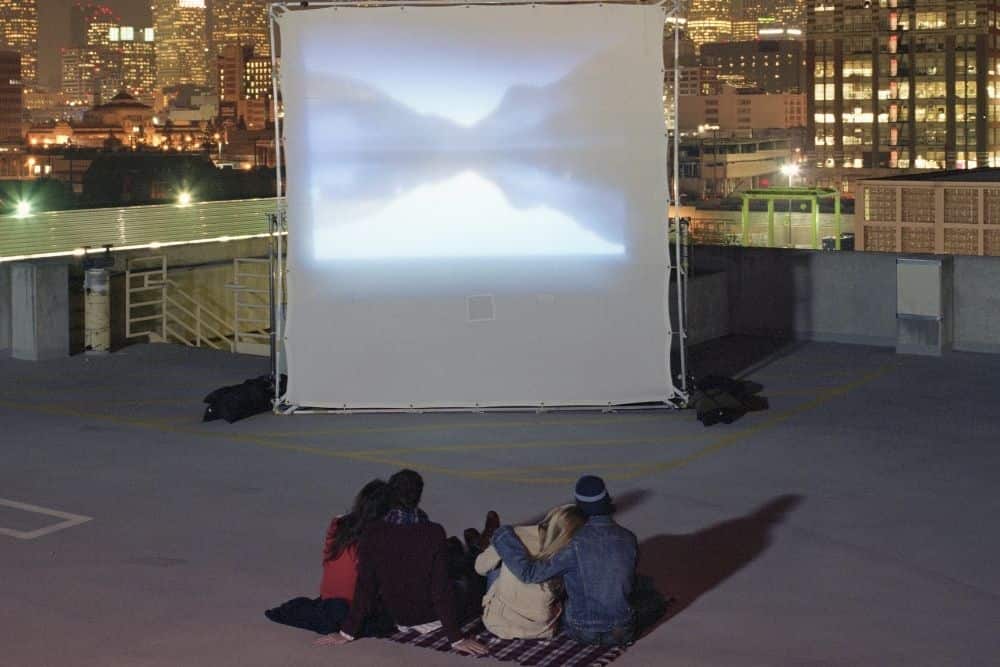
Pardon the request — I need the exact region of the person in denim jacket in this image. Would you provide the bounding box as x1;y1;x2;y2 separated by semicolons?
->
490;475;637;646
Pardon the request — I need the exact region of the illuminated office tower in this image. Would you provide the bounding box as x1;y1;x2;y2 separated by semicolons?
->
808;0;1000;177
111;27;156;106
217;44;272;129
86;5;121;103
212;0;270;57
0;50;22;145
61;48;94;99
0;0;39;90
773;1;806;30
153;0;209;90
686;0;732;51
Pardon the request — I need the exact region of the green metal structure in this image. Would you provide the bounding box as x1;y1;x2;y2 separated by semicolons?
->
739;187;842;250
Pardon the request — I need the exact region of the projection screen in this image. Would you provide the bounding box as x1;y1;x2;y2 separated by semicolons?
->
277;2;674;408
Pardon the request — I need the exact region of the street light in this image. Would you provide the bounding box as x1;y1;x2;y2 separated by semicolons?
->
780;162;800;186
177;191;192;207
14;200;32;218
780;163;800;247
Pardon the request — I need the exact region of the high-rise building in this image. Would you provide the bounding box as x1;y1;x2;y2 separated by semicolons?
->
0;50;23;145
90;8;121;103
217;44;272;130
772;0;806;30
65;4;123;103
111;27;156;107
153;0;209;91
212;0;270;58
807;0;1000;179
701;40;805;94
60;48;96;99
0;0;39;90
686;0;732;51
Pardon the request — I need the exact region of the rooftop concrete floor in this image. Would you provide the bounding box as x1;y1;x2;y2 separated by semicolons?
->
1;339;998;667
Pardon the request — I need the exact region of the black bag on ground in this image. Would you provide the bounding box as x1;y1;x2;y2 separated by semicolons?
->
692;375;769;427
203;374;286;423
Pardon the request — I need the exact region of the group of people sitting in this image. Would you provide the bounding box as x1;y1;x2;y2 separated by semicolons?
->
266;469;660;656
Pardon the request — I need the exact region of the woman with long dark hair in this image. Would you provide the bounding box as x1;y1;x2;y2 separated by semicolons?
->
266;479;392;635
320;479;391;601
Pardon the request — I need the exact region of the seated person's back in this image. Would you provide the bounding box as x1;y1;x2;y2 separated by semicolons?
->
491;475;638;645
562;515;636;632
475;505;583;640
340;470;468;645
350;518;457;630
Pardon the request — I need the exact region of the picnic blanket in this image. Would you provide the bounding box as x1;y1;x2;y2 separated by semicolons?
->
389;617;627;667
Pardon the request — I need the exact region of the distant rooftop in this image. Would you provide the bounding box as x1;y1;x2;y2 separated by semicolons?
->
862;167;1000;183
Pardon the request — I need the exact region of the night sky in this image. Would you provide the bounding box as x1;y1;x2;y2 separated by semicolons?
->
37;0;152;88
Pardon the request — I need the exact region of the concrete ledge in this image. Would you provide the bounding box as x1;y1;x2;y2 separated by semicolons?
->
954;341;1000;355
798;331;896;348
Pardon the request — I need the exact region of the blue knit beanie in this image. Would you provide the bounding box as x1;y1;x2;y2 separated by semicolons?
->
574;475;613;516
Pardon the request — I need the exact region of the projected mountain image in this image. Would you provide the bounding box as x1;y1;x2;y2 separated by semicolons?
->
298;46;644;260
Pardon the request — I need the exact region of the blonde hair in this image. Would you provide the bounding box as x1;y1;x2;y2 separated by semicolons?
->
535;504;586;561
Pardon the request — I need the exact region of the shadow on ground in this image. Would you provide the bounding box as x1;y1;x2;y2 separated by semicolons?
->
513;488;653;526
637;494;803;634
687;335;802;379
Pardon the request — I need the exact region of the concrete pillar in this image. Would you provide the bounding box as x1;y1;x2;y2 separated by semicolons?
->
0;263;10;354
11;262;69;361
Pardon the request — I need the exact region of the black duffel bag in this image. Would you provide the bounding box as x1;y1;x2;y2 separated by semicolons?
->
203;374;286;423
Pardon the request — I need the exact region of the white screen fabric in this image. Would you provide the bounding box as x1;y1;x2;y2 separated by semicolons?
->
278;3;673;408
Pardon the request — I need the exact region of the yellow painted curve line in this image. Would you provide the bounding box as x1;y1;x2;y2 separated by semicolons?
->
255;414;670;438
602;363;896;482
0;362;893;485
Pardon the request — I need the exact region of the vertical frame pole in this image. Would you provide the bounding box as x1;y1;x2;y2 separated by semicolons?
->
269;5;285;411
671;7;687;398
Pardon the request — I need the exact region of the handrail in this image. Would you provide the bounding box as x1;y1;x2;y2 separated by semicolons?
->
165;295;233;349
162;279;234;336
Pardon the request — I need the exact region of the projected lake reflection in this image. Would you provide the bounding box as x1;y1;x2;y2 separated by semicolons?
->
296;35;640;262
314;171;624;259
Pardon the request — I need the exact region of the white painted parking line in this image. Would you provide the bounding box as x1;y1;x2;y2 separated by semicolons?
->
0;498;92;540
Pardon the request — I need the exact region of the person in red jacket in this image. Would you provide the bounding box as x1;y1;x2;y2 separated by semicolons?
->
316;469;489;656
319;478;391;602
265;479;391;635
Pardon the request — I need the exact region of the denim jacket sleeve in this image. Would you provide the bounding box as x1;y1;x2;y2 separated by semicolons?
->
491;525;574;584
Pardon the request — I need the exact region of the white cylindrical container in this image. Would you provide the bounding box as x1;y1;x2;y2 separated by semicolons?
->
84;268;110;354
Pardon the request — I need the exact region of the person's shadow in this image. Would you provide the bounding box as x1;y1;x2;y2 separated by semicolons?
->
513;489;653;526
637;494;802;634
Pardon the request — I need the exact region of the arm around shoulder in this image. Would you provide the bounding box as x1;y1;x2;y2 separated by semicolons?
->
491;526;574;584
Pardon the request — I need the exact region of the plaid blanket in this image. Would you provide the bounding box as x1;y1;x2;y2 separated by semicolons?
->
389;618;627;667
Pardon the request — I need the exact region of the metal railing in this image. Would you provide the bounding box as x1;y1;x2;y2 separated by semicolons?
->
125;254;273;356
227;258;271;356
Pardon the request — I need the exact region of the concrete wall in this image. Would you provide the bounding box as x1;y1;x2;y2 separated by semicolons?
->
11;262;69;360
693;246;899;347
0;263;10;353
953;256;1000;353
683;271;730;345
691;246;1000;352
